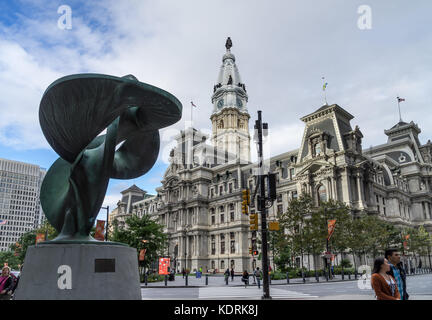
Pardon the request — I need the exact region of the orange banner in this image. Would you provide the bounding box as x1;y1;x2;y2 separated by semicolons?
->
139;249;147;261
94;220;105;241
36;233;45;244
327;219;336;240
158;257;170;275
405;234;410;240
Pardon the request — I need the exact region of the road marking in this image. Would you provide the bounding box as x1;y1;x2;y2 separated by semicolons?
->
198;287;317;299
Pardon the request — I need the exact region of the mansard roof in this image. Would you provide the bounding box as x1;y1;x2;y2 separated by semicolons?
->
120;184;146;194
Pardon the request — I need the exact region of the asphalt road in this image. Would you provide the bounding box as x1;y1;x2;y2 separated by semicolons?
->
140;274;432;300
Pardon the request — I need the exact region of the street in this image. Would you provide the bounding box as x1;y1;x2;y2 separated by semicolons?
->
140;273;432;300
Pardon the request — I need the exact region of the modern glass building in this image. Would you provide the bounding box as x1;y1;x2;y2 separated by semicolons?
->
0;158;46;251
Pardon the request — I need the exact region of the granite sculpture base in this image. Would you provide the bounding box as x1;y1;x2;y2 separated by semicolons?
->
14;243;142;300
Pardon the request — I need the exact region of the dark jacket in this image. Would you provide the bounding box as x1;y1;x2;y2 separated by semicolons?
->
388;262;409;300
0;276;14;294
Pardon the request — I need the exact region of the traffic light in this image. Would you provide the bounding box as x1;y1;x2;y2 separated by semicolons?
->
253;250;258;256
241;189;251;215
249;213;258;231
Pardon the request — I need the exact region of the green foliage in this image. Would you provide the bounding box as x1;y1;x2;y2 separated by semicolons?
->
0;251;21;270
109;214;168;271
9;220;59;265
340;258;352;268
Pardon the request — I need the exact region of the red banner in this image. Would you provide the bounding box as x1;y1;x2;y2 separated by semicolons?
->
158;257;170;275
36;233;45;244
327;219;336;240
94;220;105;241
139;249;147;261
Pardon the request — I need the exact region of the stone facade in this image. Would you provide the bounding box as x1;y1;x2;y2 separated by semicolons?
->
112;39;432;272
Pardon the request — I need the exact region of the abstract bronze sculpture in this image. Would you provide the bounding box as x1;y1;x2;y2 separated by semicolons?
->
39;74;182;243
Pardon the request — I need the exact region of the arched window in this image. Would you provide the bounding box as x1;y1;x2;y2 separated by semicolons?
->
314;142;321;155
317;185;327;204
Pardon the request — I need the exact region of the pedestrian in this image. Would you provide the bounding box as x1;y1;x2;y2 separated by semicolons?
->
224;268;230;283
385;249;409;300
0;266;14;300
252;267;259;284
241;270;249;287
230;268;235;281
182;268;186;279
371;257;400;300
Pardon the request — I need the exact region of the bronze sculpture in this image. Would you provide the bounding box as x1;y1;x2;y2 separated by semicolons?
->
39;74;182;243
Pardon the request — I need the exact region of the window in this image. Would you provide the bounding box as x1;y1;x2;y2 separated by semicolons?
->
211;235;215;255
220;260;225;269
317;185;327;204
314;143;321;155
220;235;225;254
211;189;214;198
220;214;224;223
277;204;283;214
229;184;233;193
292;191;298;200
277;194;282;203
219;186;223;195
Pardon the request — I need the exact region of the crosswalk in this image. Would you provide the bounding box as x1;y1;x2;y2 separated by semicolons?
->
198;286;318;300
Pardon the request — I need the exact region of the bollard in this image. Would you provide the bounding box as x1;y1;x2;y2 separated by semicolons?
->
286;272;289;284
341;269;344;280
185;274;188;286
348;273;351;280
145;274;148;286
225;276;228;285
325;271;329;282
257;277;261;289
302;271;305;283
165;275;167;286
355;270;358;280
206;274;208;285
315;271;319;282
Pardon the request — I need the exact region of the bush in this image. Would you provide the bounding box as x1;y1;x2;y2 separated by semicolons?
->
270;271;286;280
140;273;165;283
340;258;352;268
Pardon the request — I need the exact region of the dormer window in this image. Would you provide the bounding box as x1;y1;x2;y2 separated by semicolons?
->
314;143;321;155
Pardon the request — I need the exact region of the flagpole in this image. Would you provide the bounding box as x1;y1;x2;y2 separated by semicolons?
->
322;77;328;105
190;101;193;129
397;96;402;122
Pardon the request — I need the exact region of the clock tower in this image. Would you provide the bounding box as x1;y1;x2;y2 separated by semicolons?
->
210;37;251;164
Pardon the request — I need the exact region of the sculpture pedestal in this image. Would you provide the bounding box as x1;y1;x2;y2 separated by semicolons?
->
14;243;142;300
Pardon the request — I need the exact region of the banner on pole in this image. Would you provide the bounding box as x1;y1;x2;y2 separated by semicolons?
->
158;257;170;275
139;249;147;261
94;220;105;241
36;233;46;244
327;219;336;240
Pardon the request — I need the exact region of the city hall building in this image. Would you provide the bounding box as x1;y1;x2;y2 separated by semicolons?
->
112;39;432;273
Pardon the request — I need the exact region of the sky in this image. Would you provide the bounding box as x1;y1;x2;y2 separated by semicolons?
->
1;0;431;221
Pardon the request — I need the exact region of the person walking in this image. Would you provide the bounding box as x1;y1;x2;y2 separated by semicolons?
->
230;268;235;282
224;268;230;284
0;266;14;300
241;270;249;287
385;249;409;300
371;257;400;300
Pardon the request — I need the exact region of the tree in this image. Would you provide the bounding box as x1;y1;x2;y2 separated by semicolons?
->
9;220;59;265
109;214;168;275
0;251;21;270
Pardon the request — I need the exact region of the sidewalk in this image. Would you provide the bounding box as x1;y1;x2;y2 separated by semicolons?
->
141;274;356;288
141;270;432;288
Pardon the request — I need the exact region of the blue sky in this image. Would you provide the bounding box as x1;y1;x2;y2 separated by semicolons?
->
1;0;432;221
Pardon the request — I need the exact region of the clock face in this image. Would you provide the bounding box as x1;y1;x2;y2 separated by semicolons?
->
236;98;243;107
217;99;224;109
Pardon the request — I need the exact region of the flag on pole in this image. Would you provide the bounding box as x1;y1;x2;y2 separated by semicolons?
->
36;233;46;244
191;101;197;108
139;249;147;261
323;82;328;91
94;220;106;241
327;219;337;240
397;97;405;103
0;219;7;225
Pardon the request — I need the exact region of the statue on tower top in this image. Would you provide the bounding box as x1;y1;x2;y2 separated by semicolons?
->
225;37;232;50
